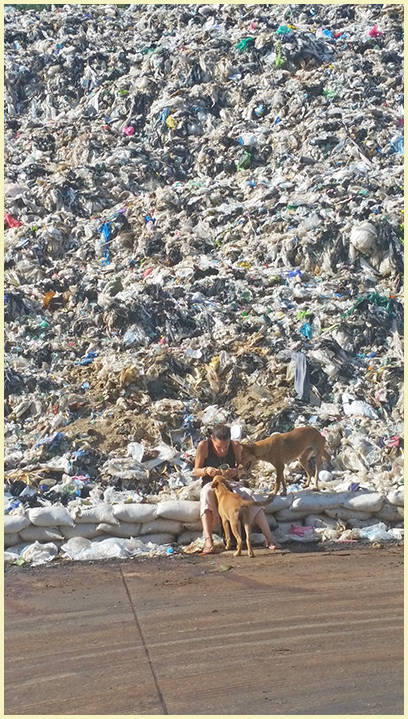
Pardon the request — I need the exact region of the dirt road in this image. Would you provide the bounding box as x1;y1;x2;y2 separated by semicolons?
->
4;543;404;715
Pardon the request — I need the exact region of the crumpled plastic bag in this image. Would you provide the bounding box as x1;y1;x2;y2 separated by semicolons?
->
20;541;59;566
357;522;404;543
60;536;170;561
288;525;320;542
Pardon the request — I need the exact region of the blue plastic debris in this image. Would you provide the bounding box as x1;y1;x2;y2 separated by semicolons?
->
76;350;98;366
97;221;111;265
299;322;313;339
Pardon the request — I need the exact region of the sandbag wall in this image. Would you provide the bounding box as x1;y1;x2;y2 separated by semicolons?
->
4;489;404;551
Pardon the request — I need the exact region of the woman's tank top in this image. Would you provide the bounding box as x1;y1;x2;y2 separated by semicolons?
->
204;439;236;470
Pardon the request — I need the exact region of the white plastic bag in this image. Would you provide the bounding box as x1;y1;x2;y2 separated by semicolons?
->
21;541;59;566
358;522;401;542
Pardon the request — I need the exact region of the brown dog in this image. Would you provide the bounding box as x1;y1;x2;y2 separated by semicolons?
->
211;476;275;557
240;426;327;495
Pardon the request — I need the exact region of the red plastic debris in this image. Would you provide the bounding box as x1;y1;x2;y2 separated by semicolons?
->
4;213;22;228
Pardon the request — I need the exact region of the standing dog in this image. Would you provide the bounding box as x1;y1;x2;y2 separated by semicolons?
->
240;426;327;495
211;476;275;557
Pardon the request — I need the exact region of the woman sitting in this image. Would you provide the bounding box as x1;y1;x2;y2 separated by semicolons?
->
193;424;280;555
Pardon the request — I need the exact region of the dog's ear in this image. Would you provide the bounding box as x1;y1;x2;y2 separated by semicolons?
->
211;477;220;487
240;440;254;448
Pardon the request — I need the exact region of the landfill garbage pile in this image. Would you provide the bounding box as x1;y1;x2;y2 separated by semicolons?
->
4;4;404;565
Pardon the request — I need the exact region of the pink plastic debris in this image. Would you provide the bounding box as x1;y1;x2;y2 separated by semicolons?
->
123;126;135;136
368;25;384;39
4;213;22;228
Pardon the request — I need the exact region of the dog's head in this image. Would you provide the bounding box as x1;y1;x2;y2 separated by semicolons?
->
211;476;226;489
239;441;257;471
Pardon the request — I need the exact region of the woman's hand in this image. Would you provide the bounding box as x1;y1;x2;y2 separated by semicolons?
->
205;466;219;478
223;467;238;480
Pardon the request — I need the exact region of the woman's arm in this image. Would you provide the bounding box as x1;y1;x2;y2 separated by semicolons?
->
193;440;219;479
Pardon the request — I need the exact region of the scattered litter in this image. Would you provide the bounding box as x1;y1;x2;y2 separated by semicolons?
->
4;3;403;564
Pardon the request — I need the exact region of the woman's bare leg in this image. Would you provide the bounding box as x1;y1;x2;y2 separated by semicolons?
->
254;510;281;549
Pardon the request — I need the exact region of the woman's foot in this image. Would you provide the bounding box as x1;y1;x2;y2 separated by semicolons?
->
201;537;215;555
265;541;282;550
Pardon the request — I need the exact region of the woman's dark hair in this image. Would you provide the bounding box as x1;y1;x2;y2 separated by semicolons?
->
211;424;231;441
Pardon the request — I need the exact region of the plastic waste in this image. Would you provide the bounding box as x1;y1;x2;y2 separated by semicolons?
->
3;4;404;564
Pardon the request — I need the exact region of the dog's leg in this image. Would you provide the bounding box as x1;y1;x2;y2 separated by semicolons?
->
230;513;243;556
313;444;325;490
242;510;254;558
275;463;286;495
299;449;314;487
222;517;233;550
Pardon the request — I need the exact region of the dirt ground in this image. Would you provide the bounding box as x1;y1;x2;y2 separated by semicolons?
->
4;542;404;715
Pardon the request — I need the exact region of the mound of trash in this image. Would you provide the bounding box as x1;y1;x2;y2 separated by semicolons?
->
4;4;403;564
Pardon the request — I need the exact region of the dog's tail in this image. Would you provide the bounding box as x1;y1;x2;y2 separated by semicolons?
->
240;493;276;507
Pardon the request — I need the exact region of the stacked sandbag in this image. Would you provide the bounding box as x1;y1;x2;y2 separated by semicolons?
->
4;487;404;561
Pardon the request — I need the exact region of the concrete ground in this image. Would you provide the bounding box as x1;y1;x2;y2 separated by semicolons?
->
4;542;404;715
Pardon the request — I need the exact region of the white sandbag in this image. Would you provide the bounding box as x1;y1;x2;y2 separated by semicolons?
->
72;503;120;525
138;533;174;545
113;503;157;523
387;487;404;507
20;525;64;542
139;519;182;536
346;518;382;529
274;508;312;521
28;505;75;527
156;500;200;522
177;530;202;545
4;513;30;533
292;491;344;512
375;500;404;523
325;507;374;521
21;541;59;566
304;514;339;529
263;494;293;514
182;520;203;532
61;523;102;540
251;532;269;546
5;533;20;548
96;521;141;538
340;491;384;512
